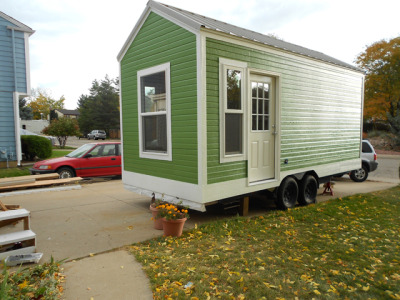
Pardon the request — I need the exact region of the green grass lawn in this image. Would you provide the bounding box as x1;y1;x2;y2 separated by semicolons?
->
131;186;400;299
50;149;71;158
0;150;71;178
0;167;30;178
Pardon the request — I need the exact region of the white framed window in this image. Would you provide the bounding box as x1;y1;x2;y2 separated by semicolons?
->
219;58;247;163
137;63;172;161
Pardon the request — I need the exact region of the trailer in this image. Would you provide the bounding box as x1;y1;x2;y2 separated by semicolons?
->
117;1;364;212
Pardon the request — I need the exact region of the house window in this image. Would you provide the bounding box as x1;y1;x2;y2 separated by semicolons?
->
220;58;247;163
137;63;171;161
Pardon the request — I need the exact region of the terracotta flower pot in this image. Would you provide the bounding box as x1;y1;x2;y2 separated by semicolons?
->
149;205;163;230
162;217;187;237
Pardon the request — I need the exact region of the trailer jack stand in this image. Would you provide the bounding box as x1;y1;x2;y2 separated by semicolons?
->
322;181;334;196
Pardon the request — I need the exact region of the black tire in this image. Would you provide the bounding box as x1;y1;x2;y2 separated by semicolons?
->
88;136;90;140
350;165;368;182
95;137;98;140
276;177;298;210
298;175;318;205
57;167;75;179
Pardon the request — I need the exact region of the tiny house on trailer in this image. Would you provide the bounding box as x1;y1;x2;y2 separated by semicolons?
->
117;1;364;212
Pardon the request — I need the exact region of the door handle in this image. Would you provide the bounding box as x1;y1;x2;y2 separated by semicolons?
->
111;158;116;161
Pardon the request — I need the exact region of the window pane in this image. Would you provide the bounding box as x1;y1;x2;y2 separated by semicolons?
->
141;71;166;113
264;116;269;130
143;115;167;152
258;83;263;99
258;99;263;114
252;98;257;114
362;142;372;153
225;113;242;154
264;84;269;99
258;115;263;130
264;100;269;115
227;69;241;110
252;82;257;98
252;115;257;131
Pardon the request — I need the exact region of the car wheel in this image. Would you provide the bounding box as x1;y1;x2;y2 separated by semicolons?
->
102;138;105;140
350;165;368;182
276;177;298;210
95;137;98;140
298;175;318;205
57;167;75;179
88;136;90;140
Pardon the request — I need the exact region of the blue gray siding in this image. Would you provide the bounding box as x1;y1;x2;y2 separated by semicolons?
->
0;15;29;162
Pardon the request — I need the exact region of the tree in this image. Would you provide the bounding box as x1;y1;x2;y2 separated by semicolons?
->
19;97;33;120
78;75;120;135
42;118;80;148
356;37;400;130
28;88;65;120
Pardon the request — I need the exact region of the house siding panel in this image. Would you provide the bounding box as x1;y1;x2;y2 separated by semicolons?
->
121;12;198;184
206;37;362;184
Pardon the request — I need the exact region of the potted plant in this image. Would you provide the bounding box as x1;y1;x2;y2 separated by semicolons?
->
149;194;165;230
156;203;189;237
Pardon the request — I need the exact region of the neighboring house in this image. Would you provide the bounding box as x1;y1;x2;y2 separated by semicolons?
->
0;11;34;167
118;1;364;211
55;109;80;119
20;120;49;134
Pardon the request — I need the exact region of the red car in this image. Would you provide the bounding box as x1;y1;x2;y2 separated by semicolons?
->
30;142;121;178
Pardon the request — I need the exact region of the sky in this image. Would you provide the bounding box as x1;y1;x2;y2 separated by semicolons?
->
2;0;399;109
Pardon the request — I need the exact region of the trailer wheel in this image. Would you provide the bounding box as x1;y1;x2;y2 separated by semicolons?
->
298;175;318;205
276;177;298;210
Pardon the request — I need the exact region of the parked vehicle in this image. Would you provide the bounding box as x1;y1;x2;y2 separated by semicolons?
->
87;130;106;140
30;142;121;178
349;140;378;182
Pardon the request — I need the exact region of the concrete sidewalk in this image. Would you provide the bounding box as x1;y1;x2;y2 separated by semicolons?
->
1;177;397;299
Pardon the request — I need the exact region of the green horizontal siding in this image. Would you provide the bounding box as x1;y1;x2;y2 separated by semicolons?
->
206;38;362;184
120;12;198;184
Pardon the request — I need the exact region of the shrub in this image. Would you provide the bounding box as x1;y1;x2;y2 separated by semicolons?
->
21;135;52;161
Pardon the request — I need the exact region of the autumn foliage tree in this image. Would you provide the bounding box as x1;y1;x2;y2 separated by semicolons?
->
28;88;65;120
356;37;400;135
42;118;80;148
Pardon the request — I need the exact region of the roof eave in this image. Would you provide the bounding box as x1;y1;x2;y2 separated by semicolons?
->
1;11;34;35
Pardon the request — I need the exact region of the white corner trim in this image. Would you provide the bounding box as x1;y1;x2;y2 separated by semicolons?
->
196;33;206;187
24;32;31;94
118;62;125;171
137;62;172;161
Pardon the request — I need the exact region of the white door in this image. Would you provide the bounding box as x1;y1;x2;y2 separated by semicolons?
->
248;74;275;182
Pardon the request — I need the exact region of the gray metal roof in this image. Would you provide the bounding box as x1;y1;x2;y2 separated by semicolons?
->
149;1;361;72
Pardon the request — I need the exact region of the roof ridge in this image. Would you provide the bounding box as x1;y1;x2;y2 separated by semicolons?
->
152;1;360;72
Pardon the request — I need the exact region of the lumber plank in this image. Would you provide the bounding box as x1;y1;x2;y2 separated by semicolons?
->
0;173;59;187
0;177;82;192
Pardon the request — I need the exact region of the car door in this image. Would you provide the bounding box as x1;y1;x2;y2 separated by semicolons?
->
77;144;121;177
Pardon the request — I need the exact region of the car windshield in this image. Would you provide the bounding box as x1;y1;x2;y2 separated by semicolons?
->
65;144;95;158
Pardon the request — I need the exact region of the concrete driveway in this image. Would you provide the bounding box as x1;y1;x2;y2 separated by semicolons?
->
0;176;397;263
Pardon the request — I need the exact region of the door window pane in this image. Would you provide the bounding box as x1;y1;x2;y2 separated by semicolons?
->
225;113;242;154
141;71;166;113
227;69;241;110
143;115;167;152
251;81;270;131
